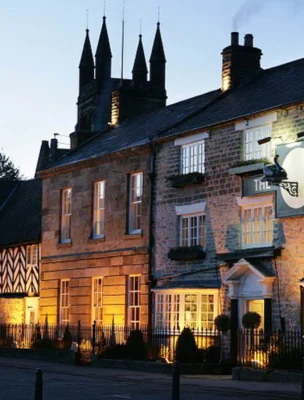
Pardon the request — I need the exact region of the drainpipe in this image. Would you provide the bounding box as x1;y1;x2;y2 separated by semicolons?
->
148;141;157;330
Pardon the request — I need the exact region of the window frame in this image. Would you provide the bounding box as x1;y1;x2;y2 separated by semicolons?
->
92;277;103;325
180;213;206;248
154;289;218;331
128;275;141;330
93;181;105;239
129;172;143;234
26;244;38;266
243;124;272;161
60;279;70;325
180;140;205;175
61;188;72;243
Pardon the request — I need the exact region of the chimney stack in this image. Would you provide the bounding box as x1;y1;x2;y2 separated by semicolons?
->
221;32;262;92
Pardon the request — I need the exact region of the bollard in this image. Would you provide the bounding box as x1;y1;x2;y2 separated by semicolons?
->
35;368;43;400
172;361;180;400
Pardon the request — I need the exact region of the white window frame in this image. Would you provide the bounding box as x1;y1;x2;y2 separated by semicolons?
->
180;213;206;248
60;279;70;325
129;173;143;234
26;245;38;266
128;275;141;330
92;277;103;325
181;140;205;175
243;124;272;161
93;181;105;239
154;289;219;331
61;188;72;243
238;195;274;249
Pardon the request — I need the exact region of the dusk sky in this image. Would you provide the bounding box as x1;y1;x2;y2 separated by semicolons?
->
1;0;304;179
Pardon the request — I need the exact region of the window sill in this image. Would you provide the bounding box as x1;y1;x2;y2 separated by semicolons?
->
228;162;266;176
88;236;106;243
123;232;143;240
57;241;72;249
169;172;205;188
168;246;206;261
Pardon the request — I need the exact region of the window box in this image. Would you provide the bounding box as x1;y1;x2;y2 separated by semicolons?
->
169;172;205;188
168;245;206;261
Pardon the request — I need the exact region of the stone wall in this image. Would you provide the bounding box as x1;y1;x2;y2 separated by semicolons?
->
41;149;151;326
0;298;25;324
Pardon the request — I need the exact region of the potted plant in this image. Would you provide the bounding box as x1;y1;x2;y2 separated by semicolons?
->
214;314;231;369
242;311;261;349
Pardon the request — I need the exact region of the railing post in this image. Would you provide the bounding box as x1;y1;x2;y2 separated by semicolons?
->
172;361;180;400
301;356;304;399
35;368;43;400
92;320;96;355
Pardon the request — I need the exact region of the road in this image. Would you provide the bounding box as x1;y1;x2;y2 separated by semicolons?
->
0;363;295;400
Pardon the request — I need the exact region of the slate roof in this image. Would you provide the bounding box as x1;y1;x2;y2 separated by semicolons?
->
164;58;304;138
0;179;42;247
51;89;220;168
154;277;221;290
47;57;304;171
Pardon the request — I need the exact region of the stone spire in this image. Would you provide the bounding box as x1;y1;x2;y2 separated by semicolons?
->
132;34;148;87
149;22;166;91
79;29;94;91
95;16;112;85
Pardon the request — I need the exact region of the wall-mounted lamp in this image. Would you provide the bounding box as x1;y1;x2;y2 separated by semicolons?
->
297;131;304;139
257;136;272;145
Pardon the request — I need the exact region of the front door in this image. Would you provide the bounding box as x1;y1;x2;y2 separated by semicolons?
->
25;297;39;325
247;299;264;329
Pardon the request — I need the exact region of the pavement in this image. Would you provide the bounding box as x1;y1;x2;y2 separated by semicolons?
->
0;356;301;399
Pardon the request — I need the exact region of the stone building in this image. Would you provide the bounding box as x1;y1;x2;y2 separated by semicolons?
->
0;179;42;324
152;31;304;341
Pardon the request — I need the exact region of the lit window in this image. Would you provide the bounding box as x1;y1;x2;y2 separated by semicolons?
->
60;280;70;325
61;188;72;243
181;141;205;174
129;173;143;234
155;291;217;330
242;203;273;248
92;277;103;324
93;181;105;238
26;245;38;266
181;214;206;247
129;276;140;330
243;125;272;161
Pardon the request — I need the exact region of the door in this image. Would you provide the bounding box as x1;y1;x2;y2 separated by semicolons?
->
247;299;264;329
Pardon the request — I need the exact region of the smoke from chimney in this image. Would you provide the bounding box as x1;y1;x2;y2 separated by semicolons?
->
233;0;303;31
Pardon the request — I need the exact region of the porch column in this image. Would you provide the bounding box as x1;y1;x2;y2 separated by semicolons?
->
230;298;238;366
264;298;272;342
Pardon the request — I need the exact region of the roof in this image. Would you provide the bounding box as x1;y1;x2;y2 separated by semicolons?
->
164;58;304;137
51;89;220;169
46;57;304;172
0;179;42;247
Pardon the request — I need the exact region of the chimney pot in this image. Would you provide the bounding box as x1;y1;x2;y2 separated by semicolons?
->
231;32;239;46
244;34;254;47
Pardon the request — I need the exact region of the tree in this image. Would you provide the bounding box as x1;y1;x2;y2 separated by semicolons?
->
0;152;22;181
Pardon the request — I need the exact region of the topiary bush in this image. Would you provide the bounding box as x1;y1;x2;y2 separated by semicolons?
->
175;327;198;363
126;330;147;360
242;312;261;330
214;314;231;333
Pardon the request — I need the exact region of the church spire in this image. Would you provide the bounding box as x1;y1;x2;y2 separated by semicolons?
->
79;29;94;91
132;34;148;87
95;16;112;85
149;22;166;92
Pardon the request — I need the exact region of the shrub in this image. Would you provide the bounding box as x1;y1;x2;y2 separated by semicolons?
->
126;330;147;360
242;312;261;329
175;327;198;363
214;314;230;333
102;344;128;359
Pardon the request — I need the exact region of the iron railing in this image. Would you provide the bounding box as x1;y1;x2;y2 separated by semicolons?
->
237;329;303;370
0;323;221;362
